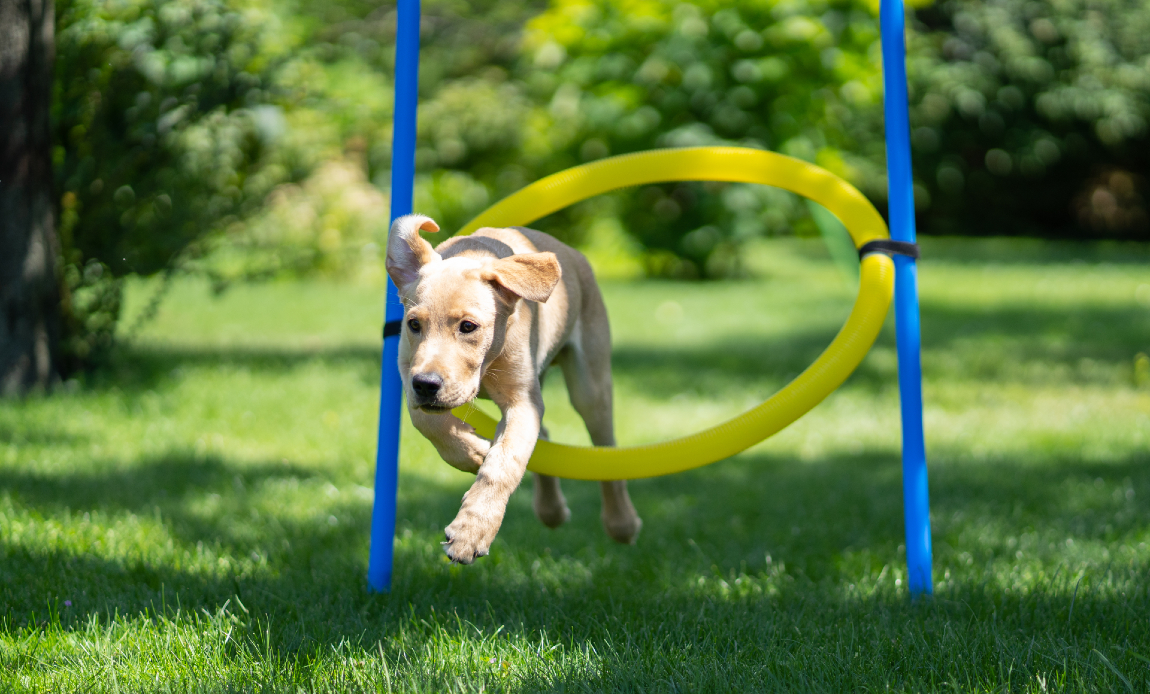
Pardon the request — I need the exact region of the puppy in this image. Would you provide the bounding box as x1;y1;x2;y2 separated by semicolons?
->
385;214;642;563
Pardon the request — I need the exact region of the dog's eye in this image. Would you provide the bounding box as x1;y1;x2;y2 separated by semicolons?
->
459;320;478;334
407;319;421;333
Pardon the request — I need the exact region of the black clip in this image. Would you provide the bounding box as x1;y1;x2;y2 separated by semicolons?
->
383;320;403;339
858;239;920;260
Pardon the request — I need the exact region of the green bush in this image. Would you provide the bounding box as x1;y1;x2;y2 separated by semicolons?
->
517;0;1150;274
908;0;1150;239
146;0;549;283
516;0;885;277
53;0;287;366
50;0;1150;368
257;0;545;232
189;156;392;287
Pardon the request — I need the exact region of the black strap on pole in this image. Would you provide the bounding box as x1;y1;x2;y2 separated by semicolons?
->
858;239;920;260
383;320;403;339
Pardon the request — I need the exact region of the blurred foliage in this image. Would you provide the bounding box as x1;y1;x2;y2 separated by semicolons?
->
189;154;392;287
51;0;1150;366
908;0;1150;239
516;0;888;277
53;0;289;367
515;0;1150;275
185;0;546;284
254;0;544;227
58;259;123;368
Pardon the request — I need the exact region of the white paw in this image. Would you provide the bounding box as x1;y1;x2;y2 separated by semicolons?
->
442;509;500;564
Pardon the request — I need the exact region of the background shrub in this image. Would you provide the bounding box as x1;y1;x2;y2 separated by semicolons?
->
53;0;287;366
908;0;1150;239
48;0;1150;364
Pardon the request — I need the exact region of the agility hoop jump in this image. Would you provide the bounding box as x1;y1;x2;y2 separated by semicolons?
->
450;148;894;481
369;0;933;595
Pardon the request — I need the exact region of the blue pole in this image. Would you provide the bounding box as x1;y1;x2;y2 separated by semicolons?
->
879;0;933;596
368;0;421;593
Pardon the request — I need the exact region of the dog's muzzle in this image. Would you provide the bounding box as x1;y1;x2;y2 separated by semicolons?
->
411;372;474;413
410;373;447;411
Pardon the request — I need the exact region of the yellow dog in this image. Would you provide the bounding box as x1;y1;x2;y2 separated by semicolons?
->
386;214;641;564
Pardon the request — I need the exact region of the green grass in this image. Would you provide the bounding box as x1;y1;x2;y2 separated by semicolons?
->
3;237;1150;692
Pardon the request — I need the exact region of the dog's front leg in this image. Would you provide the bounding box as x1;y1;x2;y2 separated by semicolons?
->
408;406;491;474
443;392;542;564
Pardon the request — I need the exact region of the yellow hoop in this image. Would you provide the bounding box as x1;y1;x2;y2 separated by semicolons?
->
450;147;894;480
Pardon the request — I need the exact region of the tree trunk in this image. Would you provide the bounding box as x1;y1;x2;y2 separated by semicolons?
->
0;0;60;395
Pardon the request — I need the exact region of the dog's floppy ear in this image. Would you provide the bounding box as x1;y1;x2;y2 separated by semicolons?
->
386;214;441;287
481;252;562;303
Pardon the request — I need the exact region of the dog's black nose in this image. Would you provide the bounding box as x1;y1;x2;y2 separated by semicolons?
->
411;373;443;399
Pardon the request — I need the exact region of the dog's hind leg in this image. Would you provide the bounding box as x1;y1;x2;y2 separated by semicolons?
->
598;480;641;544
559;322;642;545
532;425;571;528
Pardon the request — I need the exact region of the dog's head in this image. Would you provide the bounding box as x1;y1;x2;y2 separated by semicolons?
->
385;214;561;412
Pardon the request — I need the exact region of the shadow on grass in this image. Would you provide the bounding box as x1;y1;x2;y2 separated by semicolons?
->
611;299;1146;398
83;343;385;394
71;289;1147;407
5;444;1150;601
0;454;312;512
8;280;1146;686
0;452;376;567
920;302;1149;356
0;420;89;447
0;444;1022;597
4;442;1150;688
920;237;1150;266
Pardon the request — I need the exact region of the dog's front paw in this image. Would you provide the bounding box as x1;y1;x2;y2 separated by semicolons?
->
442;509;500;564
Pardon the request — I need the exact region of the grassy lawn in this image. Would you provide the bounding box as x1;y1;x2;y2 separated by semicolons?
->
3;237;1150;692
